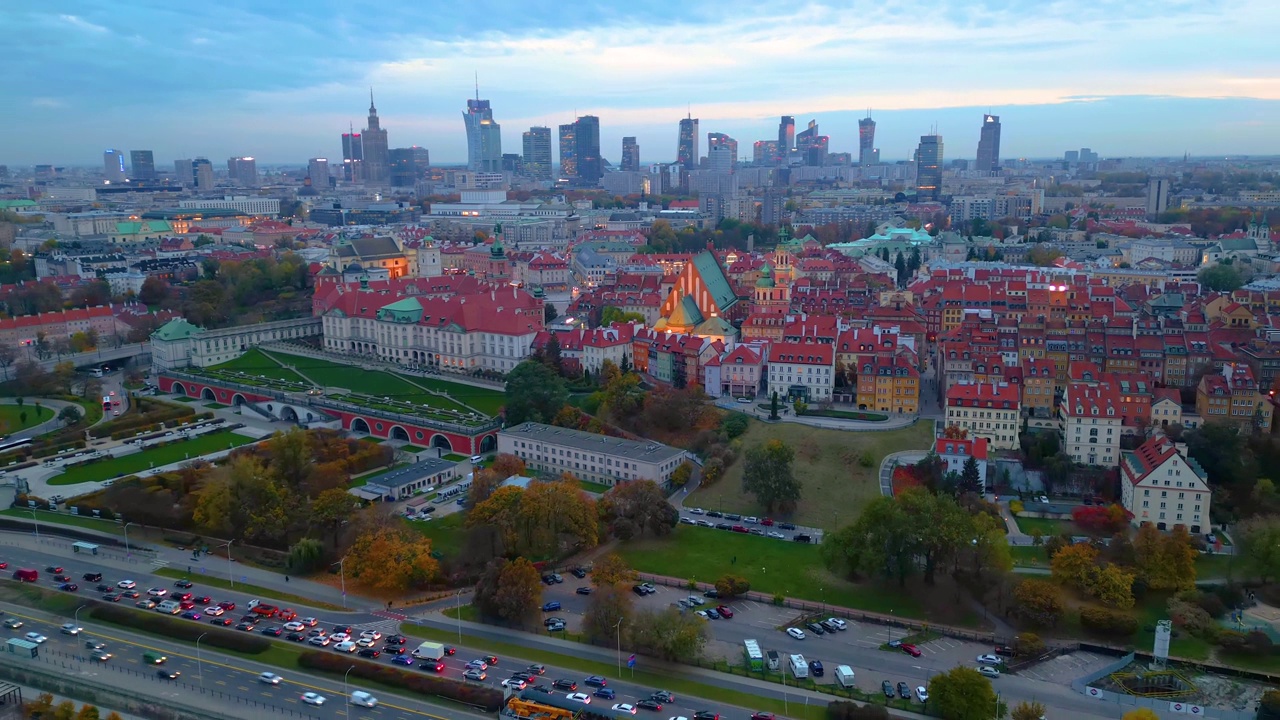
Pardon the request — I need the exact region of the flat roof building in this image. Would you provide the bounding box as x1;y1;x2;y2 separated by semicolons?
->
361;456;461;501
498;422;688;488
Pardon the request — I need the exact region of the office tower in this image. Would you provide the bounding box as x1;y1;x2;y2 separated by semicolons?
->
522;126;553;180
130;150;155;181
174;159;194;187
227;157;258;186
677;115;699;171
307;158;330;189
707;133;737;173
342;127;363;182
776;116;795;163
558;123;577;178
1146;178;1170;219
1064;150;1079;163
360;90;390;185
914;134;943;201
752;140;778;165
103;150;126;183
621;137;640;172
858;114;877;166
1079;148;1098;163
501;153;524;175
389;148;419;187
794;120;827;166
464;89;503;173
975;114;1001;174
574;115;602;184
192;157;214;191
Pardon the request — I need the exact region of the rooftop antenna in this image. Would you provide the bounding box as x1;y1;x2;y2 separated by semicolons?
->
474;71;479;101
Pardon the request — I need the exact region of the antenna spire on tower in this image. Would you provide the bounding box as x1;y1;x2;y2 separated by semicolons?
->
475;72;480;101
369;88;376;114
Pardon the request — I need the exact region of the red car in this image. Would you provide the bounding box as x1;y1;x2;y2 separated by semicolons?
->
760;518;774;527
218;601;236;611
0;562;9;570
179;600;196;610
716;605;734;618
900;644;922;657
175;592;193;602
277;609;297;622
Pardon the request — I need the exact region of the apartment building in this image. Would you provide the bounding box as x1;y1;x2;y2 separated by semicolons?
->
944;382;1021;450
1120;436;1212;534
768;341;836;403
1196;363;1273;433
498;422;688;488
1061;382;1123;468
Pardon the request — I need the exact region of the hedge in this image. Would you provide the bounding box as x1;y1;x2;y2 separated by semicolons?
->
89;602;272;654
297;651;503;711
89;404;194;439
1080;606;1138;636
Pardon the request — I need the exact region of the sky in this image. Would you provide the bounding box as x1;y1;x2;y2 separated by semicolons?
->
7;0;1280;167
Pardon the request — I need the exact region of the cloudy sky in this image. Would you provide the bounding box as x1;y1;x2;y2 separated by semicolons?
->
8;0;1279;167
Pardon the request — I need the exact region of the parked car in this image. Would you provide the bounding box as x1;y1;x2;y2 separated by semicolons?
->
897;682;911;699
900;644;922;657
805;622;825;635
809;660;824;676
978;666;1001;679
786;628;806;640
915;686;929;703
976;654;1002;665
881;681;894;698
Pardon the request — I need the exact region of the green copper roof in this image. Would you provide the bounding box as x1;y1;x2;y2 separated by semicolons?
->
756;261;775;288
690;251;737;313
115;220;172;235
377;297;424;323
668;294;704;328
152;318;204;341
695;314;737;337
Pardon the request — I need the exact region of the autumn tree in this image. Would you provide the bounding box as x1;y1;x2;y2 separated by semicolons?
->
1011;701;1047;720
1134;523;1197;590
714;574;751;598
669;462;694;489
193;455;293;544
928;666;999;720
466;485;525;550
516;475;598;557
628;606;710;661
599;479;678;541
489;557;543;626
591;553;638;588
267;427;313;491
742;439;801;512
583;583;633;644
1088;564;1136;609
1050;542;1098;590
310;487;356;547
467;468;506;507
346;524;439;591
943;424;968;439
1013;578;1065;627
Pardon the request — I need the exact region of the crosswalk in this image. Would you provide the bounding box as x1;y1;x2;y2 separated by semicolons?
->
149;557;169;570
358;617;404;635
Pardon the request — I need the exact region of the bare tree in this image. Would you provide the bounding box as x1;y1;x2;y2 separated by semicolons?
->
0;344;14;381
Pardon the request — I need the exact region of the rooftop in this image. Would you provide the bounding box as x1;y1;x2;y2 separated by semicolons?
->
501;422;686;465
363;456;458;490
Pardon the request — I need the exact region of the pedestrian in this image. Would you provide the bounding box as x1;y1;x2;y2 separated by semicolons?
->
285;575;289;583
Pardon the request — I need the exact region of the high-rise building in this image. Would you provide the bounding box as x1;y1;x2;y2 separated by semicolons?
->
574;115;602;184
621;137;640;172
174;159;194;187
677;115;699;171
975;114;1001;174
707;133;737;173
227;157;258;187
307;158;330;189
915;134;944;201
361;90;390;185
341;128;363;182
1063;150;1080;163
103;150;126;183
858;114;877;166
464;92;503;173
130;150;155;181
1146;178;1170;219
501;153;524;175
192;157;215;191
558;123;577;178
794;120;828;166
777;116;795;163
389;148;418;187
752;140;778;165
522;126;553;180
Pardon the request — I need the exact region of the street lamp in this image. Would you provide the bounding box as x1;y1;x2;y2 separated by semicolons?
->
455;589;465;646
74;604;86;628
344;665;355;707
331;556;348;609
25;510;38;540
123;522;135;557
614;618;624;676
218;540;233;587
196;632;207;688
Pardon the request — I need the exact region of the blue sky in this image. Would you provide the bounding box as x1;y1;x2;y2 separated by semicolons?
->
7;0;1279;167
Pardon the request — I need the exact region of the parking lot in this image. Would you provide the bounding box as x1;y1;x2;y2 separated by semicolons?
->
1017;650;1117;685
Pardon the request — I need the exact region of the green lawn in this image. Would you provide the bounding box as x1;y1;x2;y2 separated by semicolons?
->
1014;516;1076;537
171;395;198;402
618;524;926;618
686;419;935;531
208;347;309;383
403;511;466;558
152;567;346;611
400;444;426;453
0;507;124;535
0;403;54;432
1134;593;1213;660
49;430;258;485
392;372;506;416
1010;545;1049;568
578;479;612;494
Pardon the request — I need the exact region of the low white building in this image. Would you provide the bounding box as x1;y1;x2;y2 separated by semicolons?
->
498;422;688;488
935;437;989;485
1120;436;1212;534
767;342;835;402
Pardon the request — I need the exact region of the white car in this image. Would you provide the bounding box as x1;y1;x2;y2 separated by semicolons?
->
786;627;806;640
4;619;22;629
349;691;378;708
330;633;351;643
356;638;376;648
24;632;47;644
976;654;1002;665
60;623;81;635
744;516;759;524
826;617;848;631
333;641;357;653
308;636;332;647
915;686;929;702
613;703;638;714
116;580;136;590
204;606;224;616
146;587;167;597
501;678;527;690
978;666;1000;679
259;672;283;685
359;630;382;641
688;508;705;515
283;621;304;631
247;599;260;609
566;693;592;704
301;692;325;706
768;531;786;539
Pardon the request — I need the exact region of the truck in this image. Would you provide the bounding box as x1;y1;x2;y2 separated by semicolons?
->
743;639;763;671
788;653;808;679
765;649;780;671
411;641;445;661
6;638;38;658
834;665;856;689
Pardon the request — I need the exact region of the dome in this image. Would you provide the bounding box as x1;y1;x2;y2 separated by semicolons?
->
755;262;776;288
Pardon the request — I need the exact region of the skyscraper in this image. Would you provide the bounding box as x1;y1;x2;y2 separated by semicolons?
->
794;120;828;166
307;158;330;189
389;148;418;187
361;90;390;185
174;159;194;187
558;123;577;178
621;137;640;172
130;150;155;181
707;133;737;173
858;114;877;166
975;114;1001;174
753;140;778;165
1146;178;1170;219
464;90;503;173
341;127;363;182
501;154;524;175
522;126;553;180
776;116;795;163
227;157;258;187
192;157;214;191
103;149;126;183
915;134;944;201
677;115;699;171
574;115;602;184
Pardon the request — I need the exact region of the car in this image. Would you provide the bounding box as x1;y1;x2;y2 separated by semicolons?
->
421;660;447;673
705;609;721;620
809;660;824;676
693;712;720;720
805;622;825;635
636;699;663;711
180;611;202;620
703;589;719;598
286;633;305;642
99;593;121;603
331;624;352;634
95;584;113;593
552;679;578;691
359;629;382;641
730;525;747;533
696;519;714;528
794;534;812;543
443;645;457;656
826;617;848;631
136;600;157;610
744;516;758;524
157;669;181;680
632;584;650;596
1038;495;1050;504
976;654;1002;665
915;686;929;703
259;672;283;685
687;595;705;606
386;634;406;645
767;531;786;539
209;618;233;627
613;704;638;715
688;507;705;515
333;641;357;653
881;681;894;698
391;654;414;666
978;666;1000;679
544;617;565;627
146;587;167;597
593;688;616;700
566;693;592;704
900;644;922;657
695;610;709;619
347;690;379;709
543;601;562;612
84;640;106;650
724;513;742;521
382;644;406;654
526;663;545;674
550;574;563;584
53;574;71;582
716;605;734;618
705;510;723;518
301;617;319;627
777;522;796;530
310;635;332;645
571;567;588;578
502;678;528;690
301;693;325;706
576;586;592;595
241;615;262;626
820;620;838;633
466;660;489;671
994;645;1018;657
45;566;63;574
23;632;47;644
83;572;103;582
2;619;21;629
786;627;806;640
584;675;607;687
679;517;695;526
650;691;676;703
173;579;193;589
235;622;255;632
715;523;732;530
60;623;81;635
358;648;380;659
90;650;112;662
174;592;193;602
330;632;350;642
751;713;777;720
205;606;224;616
483;654;499;665
217;601;236;611
120;590;140;599
356;638;376;648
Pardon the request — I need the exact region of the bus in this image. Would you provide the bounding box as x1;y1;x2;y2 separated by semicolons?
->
101;396;112;413
744;639;763;671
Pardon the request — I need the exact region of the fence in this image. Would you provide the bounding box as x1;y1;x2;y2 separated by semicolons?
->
0;534;157;567
1068;651;1258;720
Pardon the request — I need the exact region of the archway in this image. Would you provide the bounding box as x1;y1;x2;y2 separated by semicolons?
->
350;417;371;434
231;394;248;407
201;388;216;401
390;426;411;442
171;382;187;396
280;406;299;423
430;434;453;452
479;434;497;453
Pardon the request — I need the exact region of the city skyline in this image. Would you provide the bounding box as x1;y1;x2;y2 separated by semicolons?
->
6;1;1279;165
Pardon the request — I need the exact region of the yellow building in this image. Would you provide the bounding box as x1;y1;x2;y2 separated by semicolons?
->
855;354;920;414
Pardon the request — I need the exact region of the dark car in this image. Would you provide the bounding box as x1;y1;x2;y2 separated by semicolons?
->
882;681;894;698
53;574;71;582
121;590;140;599
392;654;414;666
46;566;63;574
650;691;676;703
584;675;607;687
209;618;233;626
702;589;720;598
157;669;181;680
240;615;261;625
576;586;592;595
820;620;838;633
420;661;446;673
810;660;825;676
58;583;78;592
632;584;649;596
777;522;796;530
994;645;1018;657
526;663;545;675
382;645;406;654
693;712;720;720
794;534;812;543
286;633;305;642
83;572;103;582
724;513;742;521
443;646;457;656
542;601;561;612
571;567;587;578
95;584;112;593
805;622;825;635
552;679;577;691
101;594;121;603
593;688;616;700
192;595;212;605
173;579;193;589
636;699;663;711
358;648;380;658
483;655;499;665
180;611;202;620
387;635;406;645
715;523;732;530
235;622;255;632
331;625;353;635
705;510;722;518
897;682;911;699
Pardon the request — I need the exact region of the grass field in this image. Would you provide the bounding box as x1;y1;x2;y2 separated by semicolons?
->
208;347;309;383
618;524;928;618
577;479;611;494
49;430;258;485
0;507;124;535
686;420;935;531
1014;516;1078;537
402;511;467;558
1010;545;1050;568
0;404;53;432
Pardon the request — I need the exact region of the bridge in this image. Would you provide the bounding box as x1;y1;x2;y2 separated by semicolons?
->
25;342;152;372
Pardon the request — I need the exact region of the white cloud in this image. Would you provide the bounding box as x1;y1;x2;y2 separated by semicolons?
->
31;97;66;109
59;14;109;34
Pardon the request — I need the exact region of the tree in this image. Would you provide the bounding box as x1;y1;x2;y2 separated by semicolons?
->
192;456;292;543
959;455;982;494
467;485;526;550
583;582;633;643
310;487;355;547
515;475;598;556
138;275;170;306
742;439;800;512
346;524;439;591
943;424;968;439
714;574;751;598
894;251;907;287
504;360;568;425
1238;515;1280;583
592;553;639;588
1012;701;1047;720
468;468;506;507
544;303;558;324
1087;564;1136;609
928;666;999;720
669;462;694;489
1198;263;1244;292
492;557;543;626
286;538;325;573
542;333;563;375
601;306;646;325
897;487;972;585
1121;710;1161;720
1134;522;1197;590
769;391;779;420
599;480;678;541
628;606;710;661
267;427;313;491
51;701;78;720
1050;542;1098;590
58;405;82;426
75;705;102;720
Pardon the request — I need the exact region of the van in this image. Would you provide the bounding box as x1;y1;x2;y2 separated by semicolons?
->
788;653;808;679
349;691;378;708
765;650;780;671
13;569;37;583
155;600;181;615
834;665;856;689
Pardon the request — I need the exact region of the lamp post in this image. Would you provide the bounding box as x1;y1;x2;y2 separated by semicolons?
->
455;589;464;646
123;522;135;557
74;604;86;628
332;556;348;609
344;665;355;709
196;632;207;688
614;618;624;676
26;510;38;540
218;540;233;588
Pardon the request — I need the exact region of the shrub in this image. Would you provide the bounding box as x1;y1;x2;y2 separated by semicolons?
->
1014;632;1046;656
1079;607;1137;637
857;451;874;468
827;701;890;720
1167;598;1216;640
89;603;271;654
714;574;751;598
1071;504;1131;534
1009;500;1024;515
297;651;503;711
